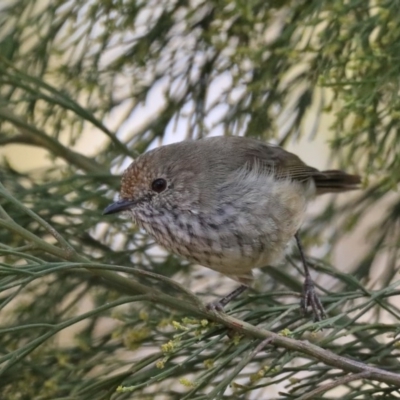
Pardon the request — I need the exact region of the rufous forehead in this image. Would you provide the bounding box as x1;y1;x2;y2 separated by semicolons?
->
120;158;153;198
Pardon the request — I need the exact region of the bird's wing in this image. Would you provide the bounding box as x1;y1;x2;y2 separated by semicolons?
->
236;139;360;192
235;139;320;182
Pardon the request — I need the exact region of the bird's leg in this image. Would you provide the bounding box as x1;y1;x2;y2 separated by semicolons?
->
295;232;326;321
206;285;248;312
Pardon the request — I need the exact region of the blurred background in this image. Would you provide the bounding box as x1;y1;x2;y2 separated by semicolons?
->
1;1;399;399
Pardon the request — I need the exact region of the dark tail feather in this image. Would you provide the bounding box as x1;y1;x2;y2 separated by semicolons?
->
314;170;361;195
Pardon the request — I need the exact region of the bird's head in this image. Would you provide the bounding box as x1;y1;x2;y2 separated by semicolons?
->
103;145;203;217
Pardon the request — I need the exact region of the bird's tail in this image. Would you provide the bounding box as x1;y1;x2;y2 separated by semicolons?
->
314;170;361;195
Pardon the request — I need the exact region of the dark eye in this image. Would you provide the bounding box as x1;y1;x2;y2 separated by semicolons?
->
151;178;167;193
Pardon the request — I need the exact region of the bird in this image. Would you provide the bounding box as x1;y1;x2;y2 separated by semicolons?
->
104;136;361;319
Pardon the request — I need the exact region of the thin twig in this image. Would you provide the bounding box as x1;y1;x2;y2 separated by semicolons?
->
0;182;79;258
208;338;274;398
296;371;371;400
210;311;400;387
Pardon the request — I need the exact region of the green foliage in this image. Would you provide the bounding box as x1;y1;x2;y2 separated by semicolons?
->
1;0;400;399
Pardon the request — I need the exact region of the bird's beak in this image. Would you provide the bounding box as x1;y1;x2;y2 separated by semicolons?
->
103;199;136;215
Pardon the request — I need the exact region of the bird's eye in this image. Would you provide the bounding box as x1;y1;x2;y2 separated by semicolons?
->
151;178;167;193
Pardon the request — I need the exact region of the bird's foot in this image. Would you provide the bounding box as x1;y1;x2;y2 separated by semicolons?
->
205;285;248;312
301;275;326;321
206;300;225;312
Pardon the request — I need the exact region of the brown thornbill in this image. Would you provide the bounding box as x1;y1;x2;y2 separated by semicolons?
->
104;136;361;320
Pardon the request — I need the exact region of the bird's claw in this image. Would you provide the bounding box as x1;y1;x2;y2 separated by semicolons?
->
301;275;326;321
206;300;225;312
